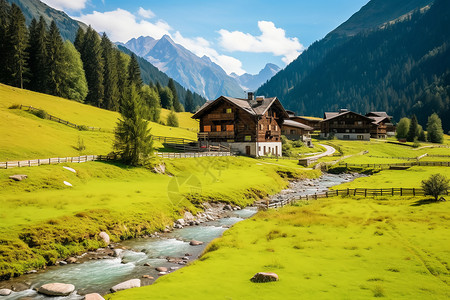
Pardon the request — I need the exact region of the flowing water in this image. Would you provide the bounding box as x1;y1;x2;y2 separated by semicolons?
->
1;173;358;299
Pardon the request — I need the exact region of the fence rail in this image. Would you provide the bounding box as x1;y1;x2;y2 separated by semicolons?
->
19;105;103;131
338;161;450;169
156;152;232;159
266;188;449;209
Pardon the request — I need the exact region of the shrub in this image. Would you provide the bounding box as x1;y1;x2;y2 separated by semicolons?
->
30;109;48;119
421;174;449;201
77;125;89;131
167;110;179;127
8;104;21;109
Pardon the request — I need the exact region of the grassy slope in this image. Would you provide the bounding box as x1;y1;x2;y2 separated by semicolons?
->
109;196;450;300
0;84;196;160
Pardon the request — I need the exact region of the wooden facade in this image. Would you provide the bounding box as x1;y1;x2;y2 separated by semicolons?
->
290;116;322;131
321;110;373;141
192;94;289;156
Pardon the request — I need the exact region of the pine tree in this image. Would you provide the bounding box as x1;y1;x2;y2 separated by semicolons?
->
185;90;194;113
27;17;47;92
101;33;120;111
115;50;128;105
159;86;173;109
406;115;419;142
426;113;444;143
82;26;104;107
168;78;184;112
59;41;88;101
0;0;11;84
141;85;161;122
7;4;28;88
114;84;153;166
127;54;142;88
166;109;179;127
74;27;85;53
45;20;64;96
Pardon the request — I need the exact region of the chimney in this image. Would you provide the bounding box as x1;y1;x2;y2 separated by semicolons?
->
247;92;254;101
256;96;264;103
339;108;349;113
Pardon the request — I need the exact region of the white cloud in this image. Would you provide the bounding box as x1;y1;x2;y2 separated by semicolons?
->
173;32;246;75
219;21;304;64
41;0;88;11
75;9;171;42
138;7;155;19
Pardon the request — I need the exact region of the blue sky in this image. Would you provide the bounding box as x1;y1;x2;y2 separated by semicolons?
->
41;0;369;75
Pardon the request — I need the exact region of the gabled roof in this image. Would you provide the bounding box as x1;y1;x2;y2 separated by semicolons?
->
322;110;374;123
292;116;323;122
283;119;314;131
366;112;392;119
192;95;289;119
368;116;391;125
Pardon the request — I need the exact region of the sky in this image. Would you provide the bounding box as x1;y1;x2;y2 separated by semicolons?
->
40;0;369;75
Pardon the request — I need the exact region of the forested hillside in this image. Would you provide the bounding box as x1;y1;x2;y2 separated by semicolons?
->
269;0;450;131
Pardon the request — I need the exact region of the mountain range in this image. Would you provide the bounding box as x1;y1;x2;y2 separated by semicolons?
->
122;35;246;100
231;63;280;92
257;0;450;130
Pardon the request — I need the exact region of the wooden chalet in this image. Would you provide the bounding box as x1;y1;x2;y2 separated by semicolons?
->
281;119;313;146
192;93;289;157
320;109;373;141
290;116;322;131
366;112;396;138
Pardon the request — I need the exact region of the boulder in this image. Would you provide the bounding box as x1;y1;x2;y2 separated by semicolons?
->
38;283;75;296
110;279;140;293
155;266;168;272
9;174;27;181
250;272;279;283
0;289;12;296
142;275;154;279
175;219;185;226
189;240;203;246
158;272;168;276
59;261;67;265
143;263;151;267
153;164;166;174
183;211;195;221
223;204;232;211
99;232;110;245
112;249;123;258
66;257;77;264
84;293;105;300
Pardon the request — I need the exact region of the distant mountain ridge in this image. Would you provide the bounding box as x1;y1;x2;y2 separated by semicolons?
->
231;63;280;92
123;35;245;100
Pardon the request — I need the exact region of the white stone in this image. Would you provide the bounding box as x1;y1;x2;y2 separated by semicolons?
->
63;166;76;173
38;283;75;296
99;232;110;245
63;181;72;187
0;289;12;296
110;279;140;292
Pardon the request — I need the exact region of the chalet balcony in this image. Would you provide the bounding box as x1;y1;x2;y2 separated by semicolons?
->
323;124;371;129
198;131;235;139
208;113;235;120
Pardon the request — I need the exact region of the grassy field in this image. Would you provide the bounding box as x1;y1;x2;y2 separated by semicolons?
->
108;194;450;300
0;156;320;278
0;84;196;160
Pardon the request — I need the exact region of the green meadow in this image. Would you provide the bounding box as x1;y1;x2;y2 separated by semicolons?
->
109;194;450;300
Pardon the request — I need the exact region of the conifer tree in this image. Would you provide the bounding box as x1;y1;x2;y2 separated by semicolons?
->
185;90;194;113
166;109;179;127
127;54;142;88
0;0;11;84
427;113;444;143
115;50;128;103
45;20;64;96
74;27;85;53
28;17;47;93
82;26;104;107
168;78;184;112
406;115;419;142
7;4;28;88
141;85;161;122
114;84;153;166
101;33;120;111
159;86;173;109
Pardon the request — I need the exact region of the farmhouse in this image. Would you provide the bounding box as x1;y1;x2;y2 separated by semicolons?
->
192;93;289;157
366;112;396;138
281;119;314;146
320;109;373;140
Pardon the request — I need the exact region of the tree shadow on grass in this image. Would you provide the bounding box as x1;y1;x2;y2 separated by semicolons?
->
411;198;442;206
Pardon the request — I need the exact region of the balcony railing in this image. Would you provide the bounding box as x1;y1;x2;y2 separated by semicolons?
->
198;131;235;139
208;113;235;120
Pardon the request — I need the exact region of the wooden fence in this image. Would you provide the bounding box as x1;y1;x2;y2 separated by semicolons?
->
266;188;449;209
156;152;232;159
338;161;450;169
20;105;102;131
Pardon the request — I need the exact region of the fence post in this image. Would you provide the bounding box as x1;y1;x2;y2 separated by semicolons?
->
413;188;415;196
392;188;394;196
326;191;328;198
400;188;402;196
38;159;40;166
365;189;367;197
347;188;349;196
5;161;7;169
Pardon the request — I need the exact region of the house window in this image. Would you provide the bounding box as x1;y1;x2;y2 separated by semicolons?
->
275;125;278;131
226;108;232;114
268;124;271;131
204;125;211;132
263;146;266;154
357;135;364;140
290;130;295;134
245;135;251;141
260;124;264;130
258;146;261;152
345;129;350;133
216;125;221;132
356;121;363;125
343;135;350;140
226;125;234;132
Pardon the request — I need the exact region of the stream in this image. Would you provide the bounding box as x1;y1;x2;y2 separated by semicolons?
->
0;173;358;299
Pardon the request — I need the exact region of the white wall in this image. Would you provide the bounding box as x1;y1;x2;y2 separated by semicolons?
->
320;133;370;141
229;142;282;157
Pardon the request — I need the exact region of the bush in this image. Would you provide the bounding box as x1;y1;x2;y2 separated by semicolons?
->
421;174;449;201
77;125;89;131
167;110;179;127
8;104;21;109
30;109;48;119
